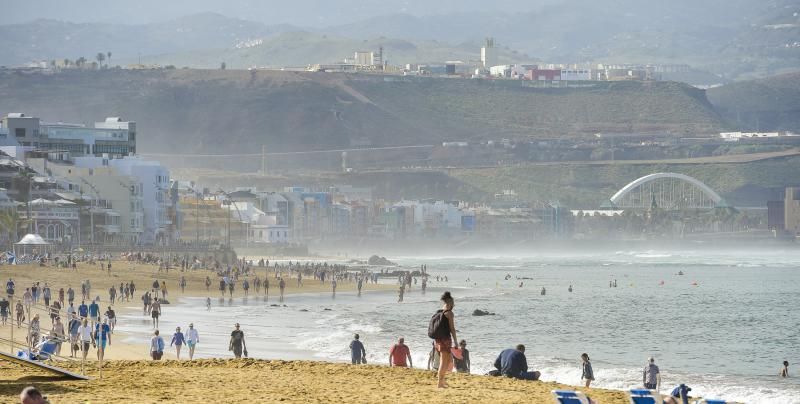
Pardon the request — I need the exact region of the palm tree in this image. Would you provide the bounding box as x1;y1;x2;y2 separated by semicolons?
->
15;171;35;234
96;52;106;67
0;209;20;249
107;51;112;67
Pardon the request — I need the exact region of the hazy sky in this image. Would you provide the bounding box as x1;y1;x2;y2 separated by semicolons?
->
2;0;556;26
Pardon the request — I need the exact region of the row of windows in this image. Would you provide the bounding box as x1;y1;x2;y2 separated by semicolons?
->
93;144;130;155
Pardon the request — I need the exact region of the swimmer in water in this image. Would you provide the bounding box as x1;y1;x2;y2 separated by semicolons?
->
540;287;546;296
519;282;523;288
568;285;573;292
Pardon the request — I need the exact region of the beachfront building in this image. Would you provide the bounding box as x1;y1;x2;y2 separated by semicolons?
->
71;156;171;244
0;113;136;157
19;198;81;245
40;162;141;245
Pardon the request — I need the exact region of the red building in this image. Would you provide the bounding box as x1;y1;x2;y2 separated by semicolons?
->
524;69;561;81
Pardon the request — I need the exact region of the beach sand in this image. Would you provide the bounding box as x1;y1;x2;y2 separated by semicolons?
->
0;358;631;403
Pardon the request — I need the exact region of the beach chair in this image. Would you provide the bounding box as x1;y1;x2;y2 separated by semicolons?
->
629;389;662;404
552;390;591;404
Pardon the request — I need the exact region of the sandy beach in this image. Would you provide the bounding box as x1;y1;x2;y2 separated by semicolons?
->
0;358;633;403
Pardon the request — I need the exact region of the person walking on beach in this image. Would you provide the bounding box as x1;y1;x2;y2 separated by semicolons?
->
581;353;595;387
186;323;199;360
88;299;100;327
28;314;40;347
331;279;337;298
428;291;457;388
150;330;164;360
278;278;285;302
51;316;65;356
781;360;789;377
78;319;92;361
0;297;8;325
350;334;366;364
150;297;161;329
171;327;185;360
94;318;111;362
643;357;661;390
105;307;116;333
389;337;412;368
357;277;363;297
206;297;211;311
68;313;80;357
15;300;24;328
229;323;247;359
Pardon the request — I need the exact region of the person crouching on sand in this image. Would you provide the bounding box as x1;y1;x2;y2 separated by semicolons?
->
389;337;412;368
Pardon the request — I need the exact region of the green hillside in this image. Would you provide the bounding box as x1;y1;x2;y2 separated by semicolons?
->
707;72;800;132
450;156;800;207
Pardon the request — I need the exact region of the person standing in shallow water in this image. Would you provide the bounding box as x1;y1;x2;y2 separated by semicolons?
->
229;323;247;359
349;334;366;364
581;353;594;387
780;360;789;377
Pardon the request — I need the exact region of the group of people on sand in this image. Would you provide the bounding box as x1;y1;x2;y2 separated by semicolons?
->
2;273;123;364
149;323;201;360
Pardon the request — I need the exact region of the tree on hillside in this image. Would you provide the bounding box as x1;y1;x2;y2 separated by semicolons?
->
107;51;112;67
63;58;71;67
220;62;226;70
96;52;106;67
76;57;86;67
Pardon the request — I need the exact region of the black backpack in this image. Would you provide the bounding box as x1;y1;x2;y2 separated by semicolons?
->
428;309;450;339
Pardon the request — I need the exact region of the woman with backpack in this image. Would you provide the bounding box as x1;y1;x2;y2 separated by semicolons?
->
429;291;457;389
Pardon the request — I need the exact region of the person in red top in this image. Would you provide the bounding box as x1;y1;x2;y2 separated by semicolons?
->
389;337;412;368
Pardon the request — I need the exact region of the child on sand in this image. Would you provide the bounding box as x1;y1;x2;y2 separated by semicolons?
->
581;353;594;387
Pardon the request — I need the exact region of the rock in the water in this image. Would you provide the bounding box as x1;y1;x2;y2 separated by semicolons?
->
299;309;309;312
367;255;396;266
472;309;495;316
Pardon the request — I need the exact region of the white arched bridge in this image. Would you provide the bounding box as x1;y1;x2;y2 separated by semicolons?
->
607;173;728;210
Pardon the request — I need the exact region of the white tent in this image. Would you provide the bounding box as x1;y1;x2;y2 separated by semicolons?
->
14;233;51;257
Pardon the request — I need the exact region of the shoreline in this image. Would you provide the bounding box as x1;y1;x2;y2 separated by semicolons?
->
0;258;395;363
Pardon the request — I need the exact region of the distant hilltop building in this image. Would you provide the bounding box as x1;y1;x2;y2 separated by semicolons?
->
0;113;136;157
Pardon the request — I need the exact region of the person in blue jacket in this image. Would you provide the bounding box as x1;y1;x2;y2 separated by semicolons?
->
171;327;186;360
493;344;540;380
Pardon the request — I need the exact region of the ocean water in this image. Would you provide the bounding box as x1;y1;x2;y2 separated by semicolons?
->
117;248;800;404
